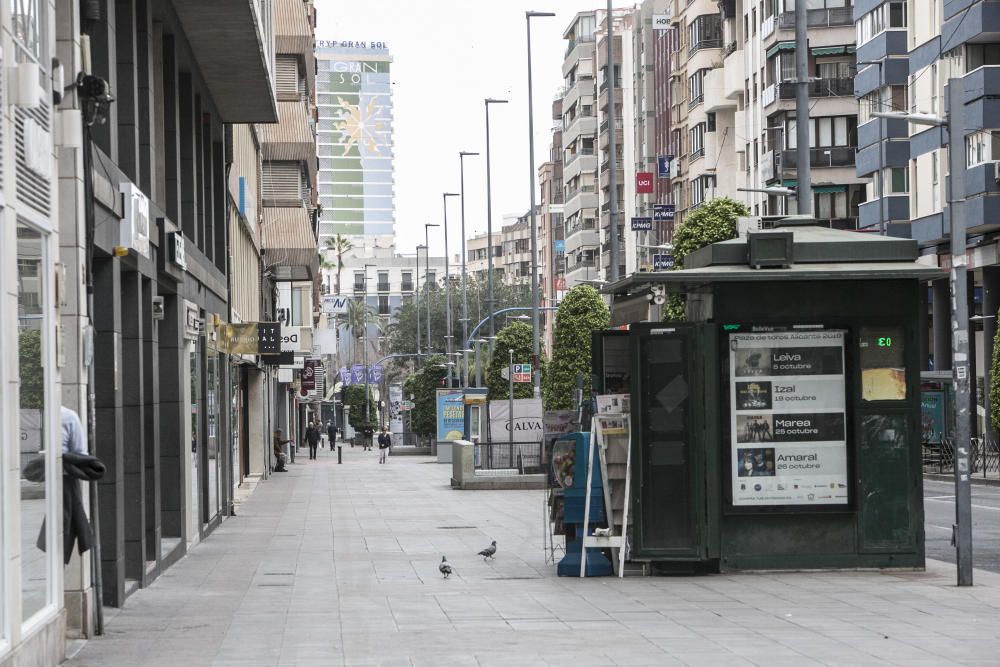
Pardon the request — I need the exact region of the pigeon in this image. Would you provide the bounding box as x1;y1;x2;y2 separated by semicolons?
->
477;540;497;561
439;556;453;578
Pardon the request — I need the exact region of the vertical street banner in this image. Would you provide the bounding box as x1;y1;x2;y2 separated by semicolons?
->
351;364;367;384
369;364;383;383
301;359;318;391
389;384;403;434
339;366;351;386
728;330;848;507
436;389;464;441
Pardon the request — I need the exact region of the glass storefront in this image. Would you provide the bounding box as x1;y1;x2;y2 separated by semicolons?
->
190;340;201;529
16;222;54;624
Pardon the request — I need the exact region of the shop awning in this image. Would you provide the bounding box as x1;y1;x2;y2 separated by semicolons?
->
765;41;795;59
781;181;848;194
811;45;856;57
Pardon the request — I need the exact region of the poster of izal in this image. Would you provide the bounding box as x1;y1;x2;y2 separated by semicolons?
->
729;330;848;506
388;384;403;434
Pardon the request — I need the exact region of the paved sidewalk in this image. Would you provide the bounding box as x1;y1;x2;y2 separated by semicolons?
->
67;447;1000;666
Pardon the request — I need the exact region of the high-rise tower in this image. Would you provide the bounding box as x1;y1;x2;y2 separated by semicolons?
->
315;41;395;249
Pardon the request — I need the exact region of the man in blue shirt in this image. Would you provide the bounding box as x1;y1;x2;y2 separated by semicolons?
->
61;406;87;455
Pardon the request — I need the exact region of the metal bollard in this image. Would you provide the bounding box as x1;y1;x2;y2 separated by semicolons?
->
337;445;342;464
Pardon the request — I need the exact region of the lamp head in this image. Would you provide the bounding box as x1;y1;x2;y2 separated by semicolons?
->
485;98;509;105
527;10;556;17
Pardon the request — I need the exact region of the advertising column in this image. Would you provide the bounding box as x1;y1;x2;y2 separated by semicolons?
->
729;330;848;507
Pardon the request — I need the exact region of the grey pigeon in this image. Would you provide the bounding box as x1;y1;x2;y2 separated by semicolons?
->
477;540;497;561
439;556;452;578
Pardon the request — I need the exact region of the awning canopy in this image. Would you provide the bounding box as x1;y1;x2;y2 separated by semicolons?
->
765;42;855;59
765;41;795;59
275;0;315;95
258;101;318;183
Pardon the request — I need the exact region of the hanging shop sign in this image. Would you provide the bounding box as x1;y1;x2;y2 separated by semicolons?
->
636;172;654;194
728;329;848;507
216;322;281;355
630;217;653;231
657;155;674;178
653;204;675;221
653;254;675;271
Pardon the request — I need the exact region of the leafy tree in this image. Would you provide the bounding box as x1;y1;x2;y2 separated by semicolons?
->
385;276;531;358
343;383;377;432
485;322;542;400
18;329;43;409
543;285;609;410
344;299;382;363
402;354;447;437
664;197;748;320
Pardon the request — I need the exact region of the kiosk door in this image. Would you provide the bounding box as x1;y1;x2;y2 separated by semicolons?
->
630;323;712;561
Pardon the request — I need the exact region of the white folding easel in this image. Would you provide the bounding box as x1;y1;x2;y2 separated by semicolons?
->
579;414;632;577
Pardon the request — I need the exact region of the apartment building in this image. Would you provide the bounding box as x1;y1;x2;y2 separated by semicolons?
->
538;96;565;351
855;0;1000;440
561;11;602;289
467;231;503;284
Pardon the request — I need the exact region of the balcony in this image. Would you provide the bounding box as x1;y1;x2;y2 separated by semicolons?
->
777;8;853;29
762;84;777;107
401;281;414;292
377;282;390;292
353;283;366;294
778;78;853;100
689;38;723;56
779;147;856;170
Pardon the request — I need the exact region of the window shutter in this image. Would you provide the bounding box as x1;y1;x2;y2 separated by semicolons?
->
275;55;300;101
262;162;301;207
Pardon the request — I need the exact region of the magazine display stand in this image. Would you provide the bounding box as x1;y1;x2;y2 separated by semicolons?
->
580;402;632;578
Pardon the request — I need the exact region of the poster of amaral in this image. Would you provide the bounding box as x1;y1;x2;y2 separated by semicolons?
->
729;330;848;507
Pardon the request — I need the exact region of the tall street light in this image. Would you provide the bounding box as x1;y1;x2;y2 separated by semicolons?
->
485;98;508;341
606;0;620;282
875;85;972;586
525;9;555;399
424;223;439;355
415;244;426;358
363;263;376;426
443;192;460;387
460;151;479;388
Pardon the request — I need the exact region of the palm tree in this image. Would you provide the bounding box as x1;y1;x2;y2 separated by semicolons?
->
318;253;336;294
344;298;383;364
324;235;353;295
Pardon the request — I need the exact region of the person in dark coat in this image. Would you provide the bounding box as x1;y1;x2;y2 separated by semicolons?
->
273;429;290;472
305;422;321;460
377;426;392;464
363;425;375;451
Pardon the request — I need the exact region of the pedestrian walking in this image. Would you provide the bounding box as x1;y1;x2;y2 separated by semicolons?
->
377;426;392;464
306;422;320;460
273;430;290;472
363;425;374;451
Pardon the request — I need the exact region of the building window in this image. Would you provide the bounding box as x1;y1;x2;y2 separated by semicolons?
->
688;69;707;108
378;295;390;315
688;14;722;54
401;271;413;291
354;271;366;292
966;131;1000;168
426;270;436;288
377;271;389;292
706;112;716;132
690;175;716;207
856;1;907;47
690;123;706;159
815;191;848;220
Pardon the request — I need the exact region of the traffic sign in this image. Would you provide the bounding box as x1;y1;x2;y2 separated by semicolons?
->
512;363;532;383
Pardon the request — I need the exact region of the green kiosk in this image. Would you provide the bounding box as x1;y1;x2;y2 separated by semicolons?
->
598;222;942;572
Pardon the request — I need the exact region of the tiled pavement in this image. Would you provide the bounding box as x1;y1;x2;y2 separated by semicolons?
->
66;445;1000;666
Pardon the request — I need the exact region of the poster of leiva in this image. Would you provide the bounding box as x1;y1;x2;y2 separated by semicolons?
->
729;330;848;507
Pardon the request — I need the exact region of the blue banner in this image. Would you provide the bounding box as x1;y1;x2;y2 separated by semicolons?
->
653;204;675;221
351;364;366;384
368;364;383;383
657;155;674;178
339;367;351;385
436;390;465;441
631;217;653;231
653;254;675;271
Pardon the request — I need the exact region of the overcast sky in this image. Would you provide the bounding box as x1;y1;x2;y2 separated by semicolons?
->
315;0;607;257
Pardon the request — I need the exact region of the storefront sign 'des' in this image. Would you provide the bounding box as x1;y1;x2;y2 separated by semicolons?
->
216;322;281;355
280;326;313;353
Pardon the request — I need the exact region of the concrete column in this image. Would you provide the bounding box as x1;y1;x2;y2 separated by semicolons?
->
120;270;146;582
158;294;185;541
178;71;197;241
161;31;180;221
135;0;154;197
932;279;952;371
89;0;119;158
94;258;125;606
142;278;161;563
114;0;139;183
983;267;1000;445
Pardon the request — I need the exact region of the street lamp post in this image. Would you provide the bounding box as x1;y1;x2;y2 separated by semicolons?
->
363;263;376;427
874;84;973;586
424;223;439;355
460;151;479;388
415;244;425;357
443;192;459;387
525;10;555;399
485;98;508;341
606;0;620;283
